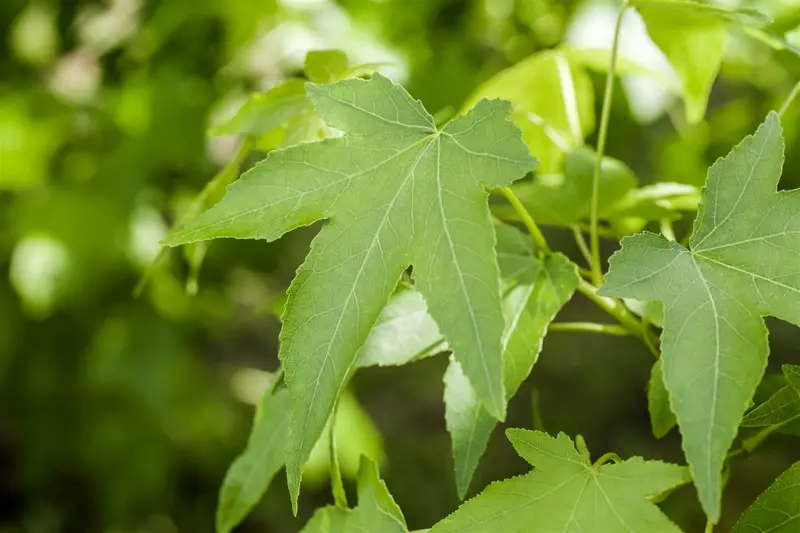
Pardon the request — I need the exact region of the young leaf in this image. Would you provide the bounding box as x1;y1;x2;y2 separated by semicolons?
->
300;457;407;533
216;388;289;533
732;461;800;533
636;1;727;124
164;74;535;509
742;365;800;427
430;430;687;533
599;112;791;521
211;80;312;137
649;360;677;439
631;0;770;26
444;222;579;498
304;49;349;83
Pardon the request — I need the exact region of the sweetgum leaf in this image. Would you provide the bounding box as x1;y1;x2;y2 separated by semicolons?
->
216;387;289;533
732;462;800;533
300;457;407;533
165;74;535;509
444;222;578;498
430;430;687;533
599;112;793;520
742;365;800;427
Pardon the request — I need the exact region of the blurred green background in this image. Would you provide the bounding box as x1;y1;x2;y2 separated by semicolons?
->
2;0;800;532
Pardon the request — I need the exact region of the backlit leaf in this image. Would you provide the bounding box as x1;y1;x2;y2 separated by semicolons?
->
165;74;535;509
599;112;793;520
430;430;687;533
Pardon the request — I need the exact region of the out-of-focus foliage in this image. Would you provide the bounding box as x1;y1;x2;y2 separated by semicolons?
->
2;0;800;532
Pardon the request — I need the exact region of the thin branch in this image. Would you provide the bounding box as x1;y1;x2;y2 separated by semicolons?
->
550;322;630;336
572;225;593;266
499;187;551;254
778;79;800;119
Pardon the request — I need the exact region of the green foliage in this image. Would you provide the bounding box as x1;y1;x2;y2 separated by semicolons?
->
732;462;800;533
600;113;793;521
742;365;800;428
430;430;688;533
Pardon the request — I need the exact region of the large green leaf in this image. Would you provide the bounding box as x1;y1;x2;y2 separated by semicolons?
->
465;50;594;172
732;462;800;533
216;387;289;533
599;112;793;521
165;74;535;509
430;430;687;533
636;1;727;124
300;457;407;533
444;223;578;498
742;365;800;428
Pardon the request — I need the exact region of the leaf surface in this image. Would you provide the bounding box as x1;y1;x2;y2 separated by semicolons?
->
732;462;800;533
742;365;800;427
599;112;793;520
165;74;535;508
300;457;407;533
430;430;686;533
649;360;677;439
444;223;578;498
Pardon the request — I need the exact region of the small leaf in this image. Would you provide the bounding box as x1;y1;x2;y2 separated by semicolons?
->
304;49;349;83
216;388;289;533
637;1;727;123
430;430;687;533
445;223;579;498
599;112;792;520
211;79;312;137
165;74;536;510
300;457;407;533
742;365;800;427
609;183;701;221
649;360;677;438
732;461;800;533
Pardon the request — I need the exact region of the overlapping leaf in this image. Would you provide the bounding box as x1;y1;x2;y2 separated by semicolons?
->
444;222;578;498
430;430;687;533
165;74;535;509
742;365;800;428
599;112;795;521
301;457;407;533
732;462;800;533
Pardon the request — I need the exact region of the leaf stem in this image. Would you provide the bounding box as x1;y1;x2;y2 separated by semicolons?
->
589;0;628;286
572;225;593;266
329;397;348;508
594;452;622;466
499;187;551;254
550;322;630;336
778;79;800;119
704;519;715;533
659;219;676;241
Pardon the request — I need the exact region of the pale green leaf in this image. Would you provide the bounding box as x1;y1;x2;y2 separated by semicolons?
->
599;112;792;520
631;0;770;26
430;430;687;533
165;74;535;509
305;49;349;83
444;223;578;498
465;50;594;172
732;462;800;533
211;79;312;137
499;147;637;227
649;359;677;439
216;388;289;533
301;457;407;533
609;183;701;221
355;287;445;368
742;365;800;427
637;2;727;124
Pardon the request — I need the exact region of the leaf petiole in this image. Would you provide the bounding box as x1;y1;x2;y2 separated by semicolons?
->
549;322;630;336
499;187;551;254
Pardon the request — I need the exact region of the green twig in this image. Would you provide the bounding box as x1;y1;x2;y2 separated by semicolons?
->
778;79;800;119
594;452;622;466
499;187;551;254
589;0;628;285
550;322;630;336
329;398;348;508
572;225;593;266
659;219;676;241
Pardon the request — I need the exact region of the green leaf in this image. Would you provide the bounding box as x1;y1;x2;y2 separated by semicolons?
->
636;1;727;124
631;0;771;26
430;430;687;533
609;183;701;221
444;223;579;498
165;74;535;509
465;49;594;172
599;112;792;521
732;461;800;533
304;49;349;83
500;147;637;227
300;457;407;533
649;360;677;439
355;287;445;368
211;79;313;137
216;388;289;533
742;365;800;427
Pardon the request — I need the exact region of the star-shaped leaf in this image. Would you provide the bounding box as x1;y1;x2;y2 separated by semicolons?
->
599;112;792;521
300;457;407;533
430;429;687;533
732;461;800;533
164;74;535;509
